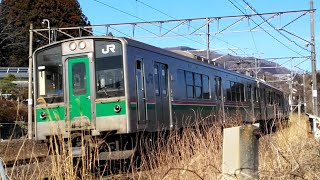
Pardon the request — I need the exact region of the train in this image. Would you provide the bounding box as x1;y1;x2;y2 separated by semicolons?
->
33;36;288;159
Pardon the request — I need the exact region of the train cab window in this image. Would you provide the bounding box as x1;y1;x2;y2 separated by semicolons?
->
35;45;63;104
95;40;124;98
202;75;210;99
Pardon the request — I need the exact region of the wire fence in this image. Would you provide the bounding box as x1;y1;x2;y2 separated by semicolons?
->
0;122;27;140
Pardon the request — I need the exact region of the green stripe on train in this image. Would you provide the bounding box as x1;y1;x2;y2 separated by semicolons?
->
130;104;216;111
172;105;215;111
36;106;65;122
96;100;126;116
130;103;156;110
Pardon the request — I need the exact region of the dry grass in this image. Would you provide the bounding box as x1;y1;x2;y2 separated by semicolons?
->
2;114;320;179
259;114;320;179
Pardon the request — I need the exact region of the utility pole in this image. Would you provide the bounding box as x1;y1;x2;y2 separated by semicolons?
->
310;0;318;116
303;72;307;113
28;24;33;139
206;18;210;59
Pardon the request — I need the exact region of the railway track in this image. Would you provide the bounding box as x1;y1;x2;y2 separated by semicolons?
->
0;139;48;166
0;139;50;179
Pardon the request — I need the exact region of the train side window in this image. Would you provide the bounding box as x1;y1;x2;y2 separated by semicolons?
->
202;75;210;99
194;73;202;99
215;77;222;100
187;86;194;99
261;89;265;103
226;81;232;101
255;87;259;102
154;64;160;96
231;82;237;101
273;92;276;105
185;71;193;86
238;83;244;102
247;85;252;102
185;71;194;99
177;69;186;98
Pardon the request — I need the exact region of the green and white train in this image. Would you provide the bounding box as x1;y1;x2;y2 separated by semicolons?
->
33;36;288;158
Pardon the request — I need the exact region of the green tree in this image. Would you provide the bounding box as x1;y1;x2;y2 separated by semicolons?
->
0;74;17;99
0;0;90;67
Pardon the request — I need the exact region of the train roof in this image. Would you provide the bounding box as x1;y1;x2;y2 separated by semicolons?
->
120;37;283;92
33;36;283;93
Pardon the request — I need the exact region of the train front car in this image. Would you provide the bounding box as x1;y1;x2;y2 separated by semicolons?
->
33;38;128;143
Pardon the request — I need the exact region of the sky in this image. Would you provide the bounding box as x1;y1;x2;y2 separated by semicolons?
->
78;0;320;72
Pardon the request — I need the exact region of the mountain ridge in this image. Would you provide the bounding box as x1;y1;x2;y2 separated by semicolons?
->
164;47;291;75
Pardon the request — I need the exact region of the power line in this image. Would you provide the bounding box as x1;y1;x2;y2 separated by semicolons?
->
134;0;254;56
240;0;259;54
135;0;176;20
241;0;311;53
227;0;305;57
92;0;208;48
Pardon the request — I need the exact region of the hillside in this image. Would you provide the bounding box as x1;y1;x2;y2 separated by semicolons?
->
165;47;291;75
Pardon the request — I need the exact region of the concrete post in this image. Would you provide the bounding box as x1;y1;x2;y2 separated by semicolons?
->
222;124;259;179
306;114;320;140
0;159;8;180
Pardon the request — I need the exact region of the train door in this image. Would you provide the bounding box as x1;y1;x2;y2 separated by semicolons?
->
215;76;225;122
135;60;147;126
154;62;170;129
67;56;92;125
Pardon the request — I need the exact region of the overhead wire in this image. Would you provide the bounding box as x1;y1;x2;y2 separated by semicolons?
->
243;3;259;54
241;0;311;53
228;0;260;55
92;0;209;48
227;0;305;57
134;0;254;56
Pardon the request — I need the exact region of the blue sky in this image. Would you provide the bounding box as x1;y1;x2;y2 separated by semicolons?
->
78;0;320;72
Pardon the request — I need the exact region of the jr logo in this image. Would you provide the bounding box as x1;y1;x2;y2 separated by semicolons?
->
102;44;116;54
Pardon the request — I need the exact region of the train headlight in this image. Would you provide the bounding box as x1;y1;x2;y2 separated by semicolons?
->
114;104;121;113
69;42;77;51
78;41;86;50
40;112;47;120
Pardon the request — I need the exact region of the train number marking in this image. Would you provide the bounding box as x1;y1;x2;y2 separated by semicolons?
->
102;44;116;54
